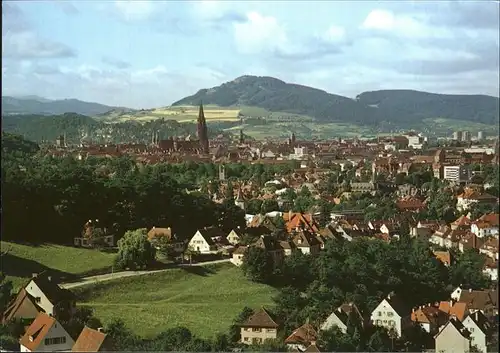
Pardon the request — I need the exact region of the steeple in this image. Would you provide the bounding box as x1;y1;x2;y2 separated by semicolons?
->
197;101;209;154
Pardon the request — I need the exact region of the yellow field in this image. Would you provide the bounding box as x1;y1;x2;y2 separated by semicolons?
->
97;106;241;124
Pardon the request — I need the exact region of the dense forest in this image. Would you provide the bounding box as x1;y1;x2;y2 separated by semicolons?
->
1;114;231;144
174;75;500;125
1;133;245;244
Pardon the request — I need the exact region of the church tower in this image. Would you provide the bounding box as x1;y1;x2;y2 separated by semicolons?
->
197;102;209;154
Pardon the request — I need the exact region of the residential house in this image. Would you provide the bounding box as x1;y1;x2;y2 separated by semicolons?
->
231;246;247;267
456;188;497;212
147;226;185;253
2;288;42;326
370;293;411;337
443;229;467;250
461;311;491;353
24;273;76;319
240;308;280;345
430;226;452;248
471;213;499;238
74;219;114;248
292;230;321;256
254;235;285;266
434;317;471;353
438;301;469;321
411;304;449;334
458;288;498;318
458;232;485;253
284;212;320;234
284;323;318;351
226;229;242;245
187;228;219;254
451;215;472;230
483;258;498;281
321;303;364;334
396;197;426;213
72;327;113;352
19;312;74;352
433;251;453;267
279;240;296;256
479;237;499;260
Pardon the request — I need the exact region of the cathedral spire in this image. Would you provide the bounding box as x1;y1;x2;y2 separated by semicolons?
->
197;101;209;154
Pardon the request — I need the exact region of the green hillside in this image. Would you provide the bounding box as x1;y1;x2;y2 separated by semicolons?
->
173;75;500;126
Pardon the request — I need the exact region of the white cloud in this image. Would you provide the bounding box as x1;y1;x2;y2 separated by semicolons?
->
322;25;346;42
233;12;288;54
361;9;452;39
114;0;155;21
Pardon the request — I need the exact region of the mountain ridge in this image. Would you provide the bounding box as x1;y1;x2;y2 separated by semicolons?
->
173;75;500;126
1;96;134;117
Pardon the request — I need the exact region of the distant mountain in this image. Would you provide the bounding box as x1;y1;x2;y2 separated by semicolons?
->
1;96;133;116
173;75;500;126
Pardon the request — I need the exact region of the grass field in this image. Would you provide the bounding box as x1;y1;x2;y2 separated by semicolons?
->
74;263;277;339
1;241;116;289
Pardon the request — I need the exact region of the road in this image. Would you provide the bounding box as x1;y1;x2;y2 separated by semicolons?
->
60;259;231;289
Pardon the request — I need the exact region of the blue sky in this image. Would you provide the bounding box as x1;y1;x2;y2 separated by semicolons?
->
2;1;499;108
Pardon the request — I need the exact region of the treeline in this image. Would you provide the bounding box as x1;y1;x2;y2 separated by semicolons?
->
1;113;231;144
1;134;246;244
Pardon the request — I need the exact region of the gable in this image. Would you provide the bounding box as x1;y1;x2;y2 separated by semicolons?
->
190;232;209;244
372;299;402;318
25;280;52;306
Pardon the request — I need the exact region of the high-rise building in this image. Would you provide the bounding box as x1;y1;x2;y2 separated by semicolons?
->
452;131;463;141
462;131;471;142
477;131;485;140
197;102;209;154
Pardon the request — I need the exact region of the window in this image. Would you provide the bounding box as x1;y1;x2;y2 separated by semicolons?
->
244;337;249;342
267;329;276;333
378;311;382;316
389;320;395;326
383;320;387;323
44;337;67;346
252;328;262;332
470;328;474;332
35;297;41;303
387;312;394;317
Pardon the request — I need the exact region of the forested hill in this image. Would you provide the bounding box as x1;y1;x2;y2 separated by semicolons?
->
173;75;500;125
1;96;131;116
1;113;226;144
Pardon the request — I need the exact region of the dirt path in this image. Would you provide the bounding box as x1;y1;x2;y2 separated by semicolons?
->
60;259;231;289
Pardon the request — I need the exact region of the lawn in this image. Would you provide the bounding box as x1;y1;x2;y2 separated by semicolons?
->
74;263;277;339
1;241;116;290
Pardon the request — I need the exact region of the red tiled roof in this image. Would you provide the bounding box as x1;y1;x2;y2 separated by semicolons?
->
19;313;56;351
72;327;108;352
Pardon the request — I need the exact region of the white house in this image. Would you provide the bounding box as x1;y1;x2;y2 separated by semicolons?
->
24;273;76;318
321;303;363;334
226;229;242;245
479;238;499;260
370;293;411;337
19;313;74;352
462;311;490;353
471;222;499;239
187;229;217;254
230;246;247;267
434;318;471;353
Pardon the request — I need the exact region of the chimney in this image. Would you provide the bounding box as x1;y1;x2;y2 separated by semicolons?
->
97;327;104;333
412;308;415;313
475;311;479;321
32;273;38;278
428;303;431;307
469;288;472;293
47;276;52;282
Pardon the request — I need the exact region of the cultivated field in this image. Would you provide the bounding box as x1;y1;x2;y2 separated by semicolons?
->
74;263;277;338
1;241;115;289
96;105;241;124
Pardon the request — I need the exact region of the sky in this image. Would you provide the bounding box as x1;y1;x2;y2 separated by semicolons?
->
2;0;499;109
